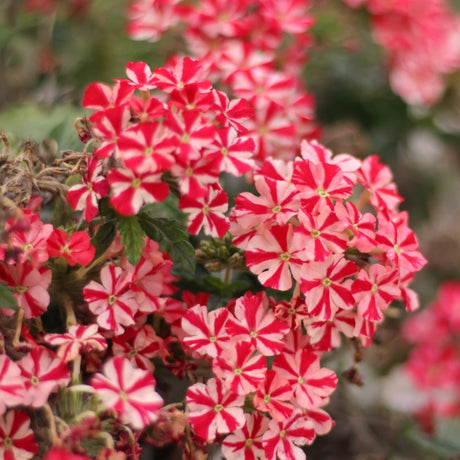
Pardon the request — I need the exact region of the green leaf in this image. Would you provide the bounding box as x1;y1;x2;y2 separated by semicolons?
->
138;213;195;273
170;240;196;273
0;282;18;311
90;221;117;258
117;216;145;266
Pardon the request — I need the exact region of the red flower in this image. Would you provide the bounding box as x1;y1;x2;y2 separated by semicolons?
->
47;229;95;266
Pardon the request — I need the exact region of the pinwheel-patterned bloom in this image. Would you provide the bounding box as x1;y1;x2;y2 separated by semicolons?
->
0;410;38;460
0;356;26;417
66;157;110;223
44;324;107;363
213;342;266;395
222;412;269;460
179;183;230;238
273;349;337;409
17;346;71;408
0;262;52;318
186;378;245;441
292;159;353;213
91;356;163;430
300;255;358;321
352;265;400;322
108;167;169;216
253;369;294;421
83;264;139;335
225;292;290;356
182;305;230;357
245;224;309;291
262;410;316;460
47;229;95;267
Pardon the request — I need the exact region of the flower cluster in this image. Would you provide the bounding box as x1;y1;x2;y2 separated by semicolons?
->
402;281;460;433
342;0;460;105
126;0;319;161
0;1;429;458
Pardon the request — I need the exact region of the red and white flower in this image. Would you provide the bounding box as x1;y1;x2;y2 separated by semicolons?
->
262;410;316;460
0;356;26;416
44;324;107;363
273;349;337;409
0;410;38;460
91;356;163;430
17;346;71;408
225;292;289;356
186;378;245;441
244;224;309;291
181;305;230;358
83;264;139;335
213;342;266;395
222;412;269;460
179;183;230;238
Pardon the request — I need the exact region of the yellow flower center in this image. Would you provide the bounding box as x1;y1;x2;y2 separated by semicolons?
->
108;295;118;306
209;336;217;343
279;252;291;261
271;205;282;213
371;283;379;294
298;376;305;384
279;429;287;439
322;277;332;288
310;229;321;238
316;187;329;198
30;375;40;386
250;330;258;338
22;243;33;252
131;178;142;189
120;391;129;401
245;438;254;447
144;146;153;156
221;147;229;157
233;368;243;375
214;403;224;413
263;394;271;404
3;437;12;449
15;285;28;294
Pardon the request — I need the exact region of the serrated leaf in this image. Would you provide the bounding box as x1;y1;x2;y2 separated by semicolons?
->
91;221;117;258
170;240;196;273
138;213;195;273
117;216;145;265
139;214;188;244
0;282;18;311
